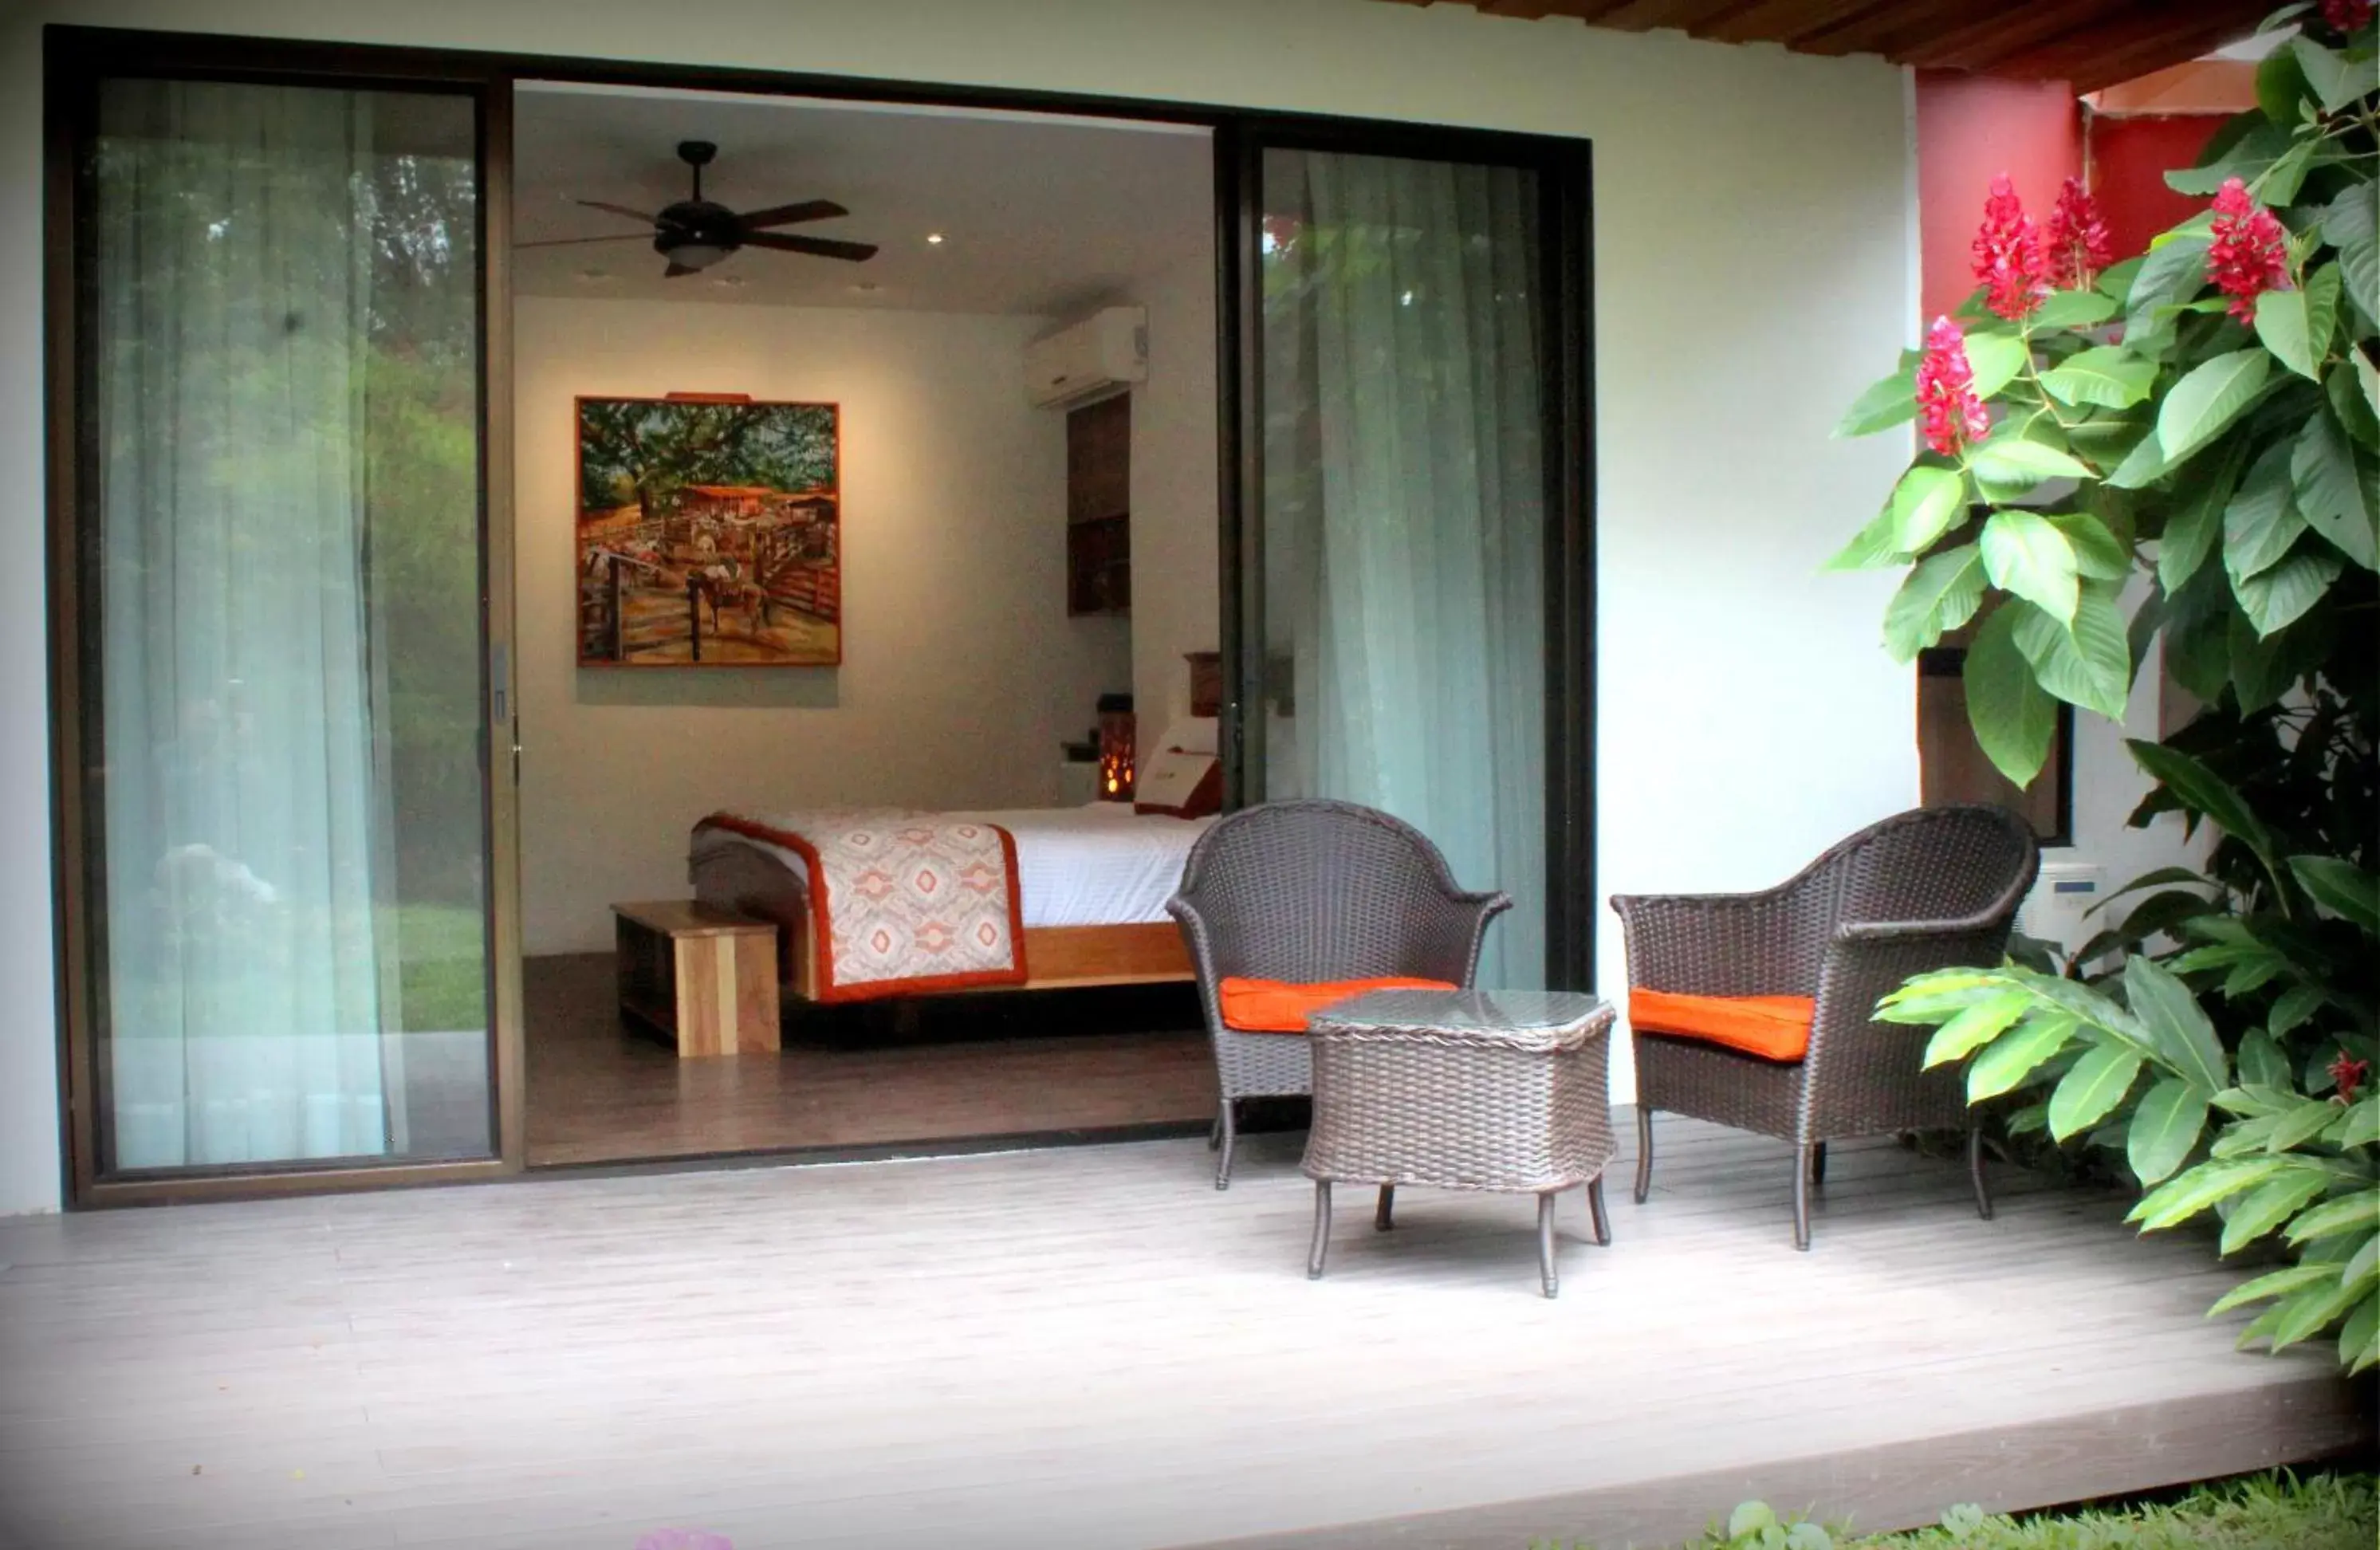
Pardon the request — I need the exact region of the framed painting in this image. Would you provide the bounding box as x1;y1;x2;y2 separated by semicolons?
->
576;395;843;667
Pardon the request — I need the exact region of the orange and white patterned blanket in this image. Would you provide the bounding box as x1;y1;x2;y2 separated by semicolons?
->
697;809;1025;1002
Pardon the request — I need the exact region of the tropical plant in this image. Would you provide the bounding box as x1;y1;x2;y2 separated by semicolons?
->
1828;0;2380;1373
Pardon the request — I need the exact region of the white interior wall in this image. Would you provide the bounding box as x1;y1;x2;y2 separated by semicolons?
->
1123;258;1221;746
516;297;1132;954
2;0;1939;1213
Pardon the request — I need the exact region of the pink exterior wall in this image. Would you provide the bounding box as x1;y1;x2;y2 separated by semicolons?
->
2091;114;2229;260
1914;70;2082;322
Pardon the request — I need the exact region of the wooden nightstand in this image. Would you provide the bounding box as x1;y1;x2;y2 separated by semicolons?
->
612;899;780;1057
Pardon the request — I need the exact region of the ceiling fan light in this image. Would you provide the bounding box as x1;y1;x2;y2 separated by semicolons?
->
670;242;730;270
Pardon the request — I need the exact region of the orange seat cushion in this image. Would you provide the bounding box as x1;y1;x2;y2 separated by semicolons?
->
1218;976;1458;1034
1631;989;1816;1063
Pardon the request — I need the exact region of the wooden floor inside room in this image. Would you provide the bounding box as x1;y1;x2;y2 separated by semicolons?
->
0;1118;2363;1550
525;952;1219;1166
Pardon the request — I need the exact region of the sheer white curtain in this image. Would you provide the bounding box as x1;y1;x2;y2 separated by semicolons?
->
97;80;399;1168
1262;150;1547;986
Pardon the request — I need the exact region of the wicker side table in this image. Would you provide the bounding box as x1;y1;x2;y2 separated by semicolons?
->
1304;988;1616;1298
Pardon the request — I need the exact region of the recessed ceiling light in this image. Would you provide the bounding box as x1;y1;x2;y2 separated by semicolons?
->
851;282;881;293
925;232;946;246
711;274;746;289
576;267;610;281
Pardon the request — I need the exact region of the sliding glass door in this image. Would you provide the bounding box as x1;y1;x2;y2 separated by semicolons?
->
73;74;499;1178
1237;132;1591;989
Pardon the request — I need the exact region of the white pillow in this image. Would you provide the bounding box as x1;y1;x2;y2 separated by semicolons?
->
1155;716;1219;757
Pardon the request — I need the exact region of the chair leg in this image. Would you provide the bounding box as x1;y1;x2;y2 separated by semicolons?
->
1207;1111;1222;1151
1969;1126;1994;1221
1810;1140;1827;1186
1633;1107;1654;1204
1792;1145;1815;1252
1214;1100;1237;1190
1537;1192;1560;1298
1307;1179;1333;1280
1374;1184;1395;1231
1586;1175;1611;1246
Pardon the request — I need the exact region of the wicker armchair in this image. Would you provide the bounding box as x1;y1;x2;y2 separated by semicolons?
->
1167;800;1511;1189
1612;805;2039;1249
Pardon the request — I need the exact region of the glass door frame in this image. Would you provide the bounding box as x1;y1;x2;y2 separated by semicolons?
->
1216;118;1596;991
43;27;526;1206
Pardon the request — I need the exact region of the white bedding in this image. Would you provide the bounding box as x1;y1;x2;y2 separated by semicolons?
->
690;803;1212;927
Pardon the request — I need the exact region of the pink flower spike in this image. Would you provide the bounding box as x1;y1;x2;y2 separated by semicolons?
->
635;1531;734;1550
1971;174;2048;321
2207;178;2291;324
1915;317;1991;458
2320;0;2372;34
2044;176;2114;291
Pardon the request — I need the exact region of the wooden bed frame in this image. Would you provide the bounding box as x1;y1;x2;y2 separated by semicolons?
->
690;834;1193;1003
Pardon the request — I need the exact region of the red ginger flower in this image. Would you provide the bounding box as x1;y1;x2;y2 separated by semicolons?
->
2321;0;2372;33
2332;1054;2369;1106
2045;176;2114;290
1916;317;1990;457
1972;174;2048;321
2207;178;2291;323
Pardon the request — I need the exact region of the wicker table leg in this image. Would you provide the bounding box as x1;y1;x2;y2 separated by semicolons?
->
1308;1179;1333;1280
1586;1176;1611;1246
1537;1192;1560;1298
1375;1185;1395;1231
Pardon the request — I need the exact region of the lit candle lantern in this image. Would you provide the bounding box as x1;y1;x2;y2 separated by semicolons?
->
1096;693;1135;802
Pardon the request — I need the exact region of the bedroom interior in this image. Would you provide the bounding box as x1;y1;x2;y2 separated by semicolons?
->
509;82;1229;1166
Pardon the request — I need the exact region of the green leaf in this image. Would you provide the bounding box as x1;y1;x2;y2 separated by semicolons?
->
2328;360;2380;451
1969;436;2095;490
2342;1293;2378;1375
2047;513;2131;579
1835;361;1919;438
2221;1169;2334;1255
2266;1271;2367;1352
2266;1098;2349;1154
1920;989;2033;1068
1963;332;2031;401
2301;263;2342;367
1965;606;2059;785
2268;983;2327;1037
2158;439;2250;593
2132;742;2275;890
2253;287;2317;381
2013;587;2130;718
2291;856;2380;934
2128;1078;2217;1187
1822;504;1903;571
2208;1261;2339;1316
2124;955;2229;1093
2346;1233;2378;1296
2039;346;2158;410
2095;256;2143;301
2048;1044;2144;1142
2223;441;2307;583
2256;36;2315;125
1981;509;2079;623
1887;464;1969;553
2237;1029;2291;1089
2158;349;2272;466
2126;235;2209;320
1966;1013;2076;1101
2291;409;2377;570
2130;1150;2271;1224
2286;1189;2380;1245
1882;545;1985;661
2234;546;2344;638
1729;1503;1779;1538
2323;184;2378;324
2030;289;2117;330
2292;34;2373;112
2107;427;2170;490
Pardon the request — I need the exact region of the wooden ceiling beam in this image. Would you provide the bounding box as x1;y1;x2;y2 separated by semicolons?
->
1807;0;2122;69
1697;0;1897;49
2024;6;2272;91
1571;0;1754;33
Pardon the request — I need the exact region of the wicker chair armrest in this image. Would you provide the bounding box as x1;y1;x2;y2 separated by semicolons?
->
1407;888;1513;985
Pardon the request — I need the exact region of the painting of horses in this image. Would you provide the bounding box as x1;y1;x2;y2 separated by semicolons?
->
576;395;843;667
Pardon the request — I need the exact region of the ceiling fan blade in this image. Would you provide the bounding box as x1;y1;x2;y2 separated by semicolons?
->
735;199;849;230
575;199;658;225
741;231;879;262
663;262;698;278
517;233;652;249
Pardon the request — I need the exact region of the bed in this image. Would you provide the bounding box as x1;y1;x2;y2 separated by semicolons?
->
689;801;1211;1003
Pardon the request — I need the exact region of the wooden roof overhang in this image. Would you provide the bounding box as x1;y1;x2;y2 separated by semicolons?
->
1367;2;2276;92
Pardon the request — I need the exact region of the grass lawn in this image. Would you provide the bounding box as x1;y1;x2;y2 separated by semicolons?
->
393;901;488;1033
1547;1471;2377;1550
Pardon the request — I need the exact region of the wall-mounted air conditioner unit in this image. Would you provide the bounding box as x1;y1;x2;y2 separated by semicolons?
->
1025;305;1147;410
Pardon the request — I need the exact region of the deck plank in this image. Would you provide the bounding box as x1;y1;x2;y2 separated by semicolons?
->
0;1114;2362;1550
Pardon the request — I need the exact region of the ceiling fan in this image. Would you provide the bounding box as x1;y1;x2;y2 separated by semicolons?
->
521;140;879;276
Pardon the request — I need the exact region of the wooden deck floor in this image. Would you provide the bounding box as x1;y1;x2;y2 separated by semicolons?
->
0;1116;2364;1550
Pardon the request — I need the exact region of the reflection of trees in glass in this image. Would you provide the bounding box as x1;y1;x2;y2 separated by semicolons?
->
578;399;838;517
